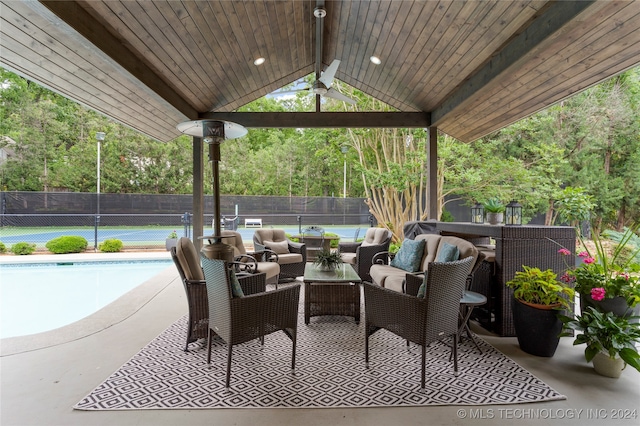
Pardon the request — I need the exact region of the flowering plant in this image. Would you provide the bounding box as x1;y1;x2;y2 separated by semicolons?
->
167;230;178;239
558;225;640;308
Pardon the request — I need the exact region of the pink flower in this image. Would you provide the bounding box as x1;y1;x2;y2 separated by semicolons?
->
560;273;575;284
578;251;590;258
583;257;595;264
618;272;630;280
591;287;606;301
558;248;571;256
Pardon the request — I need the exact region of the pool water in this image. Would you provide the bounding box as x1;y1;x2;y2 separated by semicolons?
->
0;260;173;338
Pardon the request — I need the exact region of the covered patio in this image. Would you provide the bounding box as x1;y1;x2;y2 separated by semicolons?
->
2;1;640;424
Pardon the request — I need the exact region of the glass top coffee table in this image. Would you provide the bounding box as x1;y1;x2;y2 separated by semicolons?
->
303;263;362;324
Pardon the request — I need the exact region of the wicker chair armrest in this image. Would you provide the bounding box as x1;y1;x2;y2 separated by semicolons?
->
288;241;305;253
338;241;361;253
256;248;280;262
372;251;392;265
237;272;267;295
231;257;258;275
405;272;425;296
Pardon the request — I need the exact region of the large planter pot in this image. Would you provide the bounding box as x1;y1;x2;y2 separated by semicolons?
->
592;352;626;378
512;298;564;357
486;212;503;225
165;238;178;251
580;294;639;318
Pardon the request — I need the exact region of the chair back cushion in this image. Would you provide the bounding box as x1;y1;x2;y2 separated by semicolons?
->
254;228;287;245
390;238;426;272
437;236;478;266
176;237;204;281
361;228;390;247
221;230;247;256
415;234;442;270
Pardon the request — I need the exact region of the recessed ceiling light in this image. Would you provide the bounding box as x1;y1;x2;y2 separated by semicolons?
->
254;57;266;66
370;56;381;65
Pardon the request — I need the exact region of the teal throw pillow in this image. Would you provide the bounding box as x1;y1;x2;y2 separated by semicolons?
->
229;269;245;297
436;242;460;263
417;272;428;299
390;239;426;273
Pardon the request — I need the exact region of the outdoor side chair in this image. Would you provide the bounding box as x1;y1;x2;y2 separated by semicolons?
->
339;227;392;283
221;230;281;286
171;237;267;352
253;228;307;282
363;256;474;388
201;257;301;388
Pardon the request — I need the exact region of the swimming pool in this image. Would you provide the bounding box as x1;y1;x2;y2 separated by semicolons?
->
0;260;173;338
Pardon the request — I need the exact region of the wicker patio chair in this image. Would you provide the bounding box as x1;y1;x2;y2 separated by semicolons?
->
202;256;301;388
171;237;267;352
364;256;474;388
339;228;392;283
221;230;280;286
253;228;307;282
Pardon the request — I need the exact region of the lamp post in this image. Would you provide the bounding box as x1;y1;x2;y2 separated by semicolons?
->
95;132;105;251
341;145;348;198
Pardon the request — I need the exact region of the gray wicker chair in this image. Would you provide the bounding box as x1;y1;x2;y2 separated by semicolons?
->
339;228;392;283
171;237;267;352
201;256;301;388
253;228;307;281
221;230;281;286
364;256;474;388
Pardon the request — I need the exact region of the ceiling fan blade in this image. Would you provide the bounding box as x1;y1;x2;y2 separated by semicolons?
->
324;88;356;105
318;59;341;88
271;87;311;96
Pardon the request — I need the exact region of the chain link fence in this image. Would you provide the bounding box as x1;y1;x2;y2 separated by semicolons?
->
0;192;373;252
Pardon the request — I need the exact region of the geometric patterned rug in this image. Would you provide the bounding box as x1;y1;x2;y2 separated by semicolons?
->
75;296;565;409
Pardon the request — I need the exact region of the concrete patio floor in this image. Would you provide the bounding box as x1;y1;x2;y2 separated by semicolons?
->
1;255;639;426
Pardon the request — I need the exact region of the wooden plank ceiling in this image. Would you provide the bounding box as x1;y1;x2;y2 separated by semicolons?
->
1;0;639;143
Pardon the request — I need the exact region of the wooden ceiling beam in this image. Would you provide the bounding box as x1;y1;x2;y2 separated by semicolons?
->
200;112;430;128
40;0;197;119
431;0;595;127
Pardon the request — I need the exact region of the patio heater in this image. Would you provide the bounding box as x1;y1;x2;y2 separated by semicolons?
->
176;120;247;261
471;202;484;224
505;200;523;226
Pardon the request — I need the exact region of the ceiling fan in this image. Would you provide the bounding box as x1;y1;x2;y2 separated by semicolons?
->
275;3;357;105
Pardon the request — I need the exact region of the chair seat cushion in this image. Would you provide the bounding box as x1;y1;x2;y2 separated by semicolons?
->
256;261;280;282
277;253;303;265
263;240;290;254
340;252;357;265
370;264;406;289
390;239;426;272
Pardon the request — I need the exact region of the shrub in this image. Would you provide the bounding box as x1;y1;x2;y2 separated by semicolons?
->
45;236;88;254
325;232;340;248
99;239;123;253
0;241;6;254
11;242;36;255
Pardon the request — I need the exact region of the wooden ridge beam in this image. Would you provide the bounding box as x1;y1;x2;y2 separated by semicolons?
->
199;112;430;128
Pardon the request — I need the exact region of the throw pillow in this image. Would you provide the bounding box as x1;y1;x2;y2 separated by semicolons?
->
436;242;459;263
417;272;429;299
263;239;289;254
229;269;244;298
390;239;426;272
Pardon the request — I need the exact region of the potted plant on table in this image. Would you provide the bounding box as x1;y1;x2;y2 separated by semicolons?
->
560;306;640;378
483;198;505;225
166;230;178;251
506;266;575;357
314;249;342;271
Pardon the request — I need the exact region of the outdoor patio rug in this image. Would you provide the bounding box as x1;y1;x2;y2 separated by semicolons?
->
75;302;565;409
